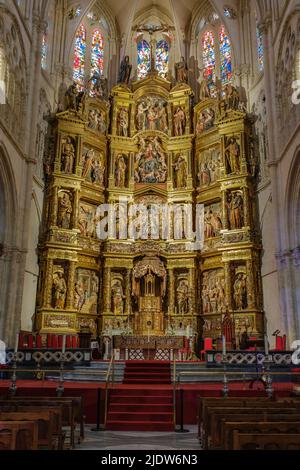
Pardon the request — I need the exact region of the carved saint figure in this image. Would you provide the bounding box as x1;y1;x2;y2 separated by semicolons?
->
74;280;85;310
225;137;240;174
111;279;124;314
65;83;78;111
91;156;105;186
177;279;189;315
61;137;75;174
196;108;215;135
117;108;129;137
57;193;72;229
198;72;211;100
224;84;240;110
228;191;244;229
173;106;186;136
233;273;248;310
204;206;223;238
202;270;226;314
135;136;167;183
175;57;188;83
136;96;168;133
53;271;67;309
173;154;187;188
115;154;127;187
118;56;132;84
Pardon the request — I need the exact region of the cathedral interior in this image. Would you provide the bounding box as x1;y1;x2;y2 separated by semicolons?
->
0;0;299;352
1;0;300;454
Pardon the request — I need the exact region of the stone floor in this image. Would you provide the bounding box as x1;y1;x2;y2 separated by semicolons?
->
77;426;200;450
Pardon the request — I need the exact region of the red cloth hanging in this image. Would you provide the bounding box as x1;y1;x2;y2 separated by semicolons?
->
72;336;77;349
66;336;72;349
47;334;52;348
36;335;42;349
51;335;58;349
28;335;34;349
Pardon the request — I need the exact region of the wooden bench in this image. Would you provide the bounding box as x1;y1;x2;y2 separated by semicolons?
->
0;409;63;449
0;396;84;446
0;420;38;450
233;432;300;450
222;421;300;450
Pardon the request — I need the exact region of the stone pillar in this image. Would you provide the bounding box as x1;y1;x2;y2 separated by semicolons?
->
168;268;175;313
66;261;76;309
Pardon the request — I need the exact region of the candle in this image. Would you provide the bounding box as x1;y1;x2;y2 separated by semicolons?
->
14;333;19;353
147;328;150;343
222;335;226;356
62;335;66;354
186;325;190;338
264;334;269;356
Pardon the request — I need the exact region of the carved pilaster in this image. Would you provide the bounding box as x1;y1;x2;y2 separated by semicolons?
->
66;261;76;309
44;259;54;308
103;267;111;313
224;262;232;310
246;259;255;309
125;268;132;314
168;268;175;313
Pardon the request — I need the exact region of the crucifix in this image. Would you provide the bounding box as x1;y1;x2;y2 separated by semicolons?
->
133;23;174;74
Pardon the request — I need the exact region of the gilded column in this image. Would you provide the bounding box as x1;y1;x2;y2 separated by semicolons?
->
125;268;132;314
246;259;255;309
189;267;195;314
66;261;76;309
73;190;79;228
44;259;54;308
168;268;175;314
51;186;59;226
103;266;111;313
224;261;232;310
243;186;250;227
222;190;228;230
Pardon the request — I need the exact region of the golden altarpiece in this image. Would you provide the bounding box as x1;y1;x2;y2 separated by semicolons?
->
35;72;264;349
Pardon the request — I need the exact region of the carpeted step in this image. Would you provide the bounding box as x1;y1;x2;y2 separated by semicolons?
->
123;378;171;384
105;420;174;432
107;411;173;422
110;389;172;396
110;395;173;404
109;403;173;412
124;373;171;379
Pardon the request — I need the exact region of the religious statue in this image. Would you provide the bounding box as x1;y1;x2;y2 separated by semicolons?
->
135;96;168;133
202;270;226;314
118;56;132;84
74;280;85;310
57;193;72;229
224;84;240;111
196;108;215;135
88;109;106;134
197;146;222;187
173;154;187;189
176;279;189;315
204;205;223;238
82;148;95;179
111;279;125;314
115;154;127;187
135;136;167;183
78;203;96;238
91;155;105;186
228;191;244;229
65;83;78;111
225;137;241;174
173;106;186;136
88;73;108;99
61;137;75;174
52;270;67;309
198;72;211;100
175;57;188;83
233;272;248;310
117;108;129;137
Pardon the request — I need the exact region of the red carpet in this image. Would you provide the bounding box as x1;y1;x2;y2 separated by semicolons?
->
106;361;173;431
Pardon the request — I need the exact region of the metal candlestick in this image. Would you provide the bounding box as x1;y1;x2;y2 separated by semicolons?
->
9;354;17;396
222;354;229;398
56;353;65;397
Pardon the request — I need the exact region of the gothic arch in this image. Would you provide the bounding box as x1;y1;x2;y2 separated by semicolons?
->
0;143;18;247
286;147;300;249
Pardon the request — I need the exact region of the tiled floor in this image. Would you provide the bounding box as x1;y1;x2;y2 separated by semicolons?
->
77;426;200;450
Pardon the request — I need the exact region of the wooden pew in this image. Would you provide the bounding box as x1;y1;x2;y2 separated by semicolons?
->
0;421;38;450
197;397;271;438
0;398;77;448
0;429;14;450
223;420;300;450
203;405;300;449
0;409;63;450
233;432;300;450
1;396;84;445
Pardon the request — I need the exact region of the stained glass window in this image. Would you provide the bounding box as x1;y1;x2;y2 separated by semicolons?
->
156;40;169;78
73;24;87;88
41;31;48;69
256;25;264;71
91;29;104;77
137;39;151;79
202;31;216;86
219;25;232;84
